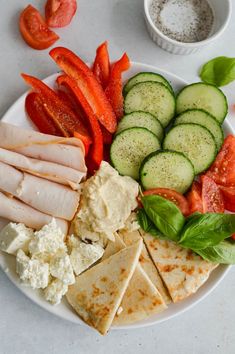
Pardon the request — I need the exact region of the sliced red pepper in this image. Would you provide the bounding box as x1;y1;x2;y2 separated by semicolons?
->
25;92;62;136
57;75;103;172
105;53;130;120
49;47;117;133
93;41;110;89
22;73;92;152
100;125;113;145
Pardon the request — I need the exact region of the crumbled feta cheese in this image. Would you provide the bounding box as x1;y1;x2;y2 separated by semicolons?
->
69;238;104;275
16;249;49;289
121;212;140;232
0;223;34;255
44;279;68;305
29;219;66;257
50;252;75;285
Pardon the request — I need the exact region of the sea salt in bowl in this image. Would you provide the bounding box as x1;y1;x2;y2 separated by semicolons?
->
144;0;232;55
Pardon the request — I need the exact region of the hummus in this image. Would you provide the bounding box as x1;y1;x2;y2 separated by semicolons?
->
73;161;139;244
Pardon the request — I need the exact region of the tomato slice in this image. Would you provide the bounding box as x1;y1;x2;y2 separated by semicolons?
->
206;135;235;187
219;185;235;212
19;5;59;50
142;188;189;216
93;41;110;89
201;175;224;213
186;181;203;215
45;0;77;28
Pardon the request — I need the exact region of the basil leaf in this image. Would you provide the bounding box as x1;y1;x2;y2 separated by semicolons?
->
137;208;167;238
200;56;235;87
196;240;235;264
180;213;235;250
142;195;185;242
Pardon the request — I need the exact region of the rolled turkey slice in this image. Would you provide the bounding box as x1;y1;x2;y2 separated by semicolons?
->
0;162;80;220
0;192;68;234
0;122;87;172
0;148;85;189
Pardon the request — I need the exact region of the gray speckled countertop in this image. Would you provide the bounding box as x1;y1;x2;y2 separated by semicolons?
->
1;1;235;353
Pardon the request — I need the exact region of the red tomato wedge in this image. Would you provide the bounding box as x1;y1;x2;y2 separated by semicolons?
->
57;75;103;172
45;0;77;28
205;135;235;187
219;185;235;212
105;53;130;120
93;41;110;89
201;175;224;213
19;5;59;50
186;181;203;215
22;73;91;152
49;47;117;133
142;188;189;216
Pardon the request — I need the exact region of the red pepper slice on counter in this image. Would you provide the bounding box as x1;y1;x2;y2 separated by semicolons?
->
19;5;59;50
201;175;224;213
93;41;110;89
45;0;77;28
186;181;203;215
219;185;235;212
141;188;189;216
22;73;92;153
105;53;130;120
49;47;117;133
57;75;103;172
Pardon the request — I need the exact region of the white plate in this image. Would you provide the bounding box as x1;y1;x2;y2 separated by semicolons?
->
0;62;233;330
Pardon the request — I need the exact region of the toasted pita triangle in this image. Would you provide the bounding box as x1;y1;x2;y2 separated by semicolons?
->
103;233;166;326
120;230;171;304
66;240;142;335
142;232;218;303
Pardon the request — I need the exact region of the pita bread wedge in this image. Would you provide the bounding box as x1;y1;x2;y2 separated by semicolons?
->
142;231;218;303
66;240;142;335
119;230;171;304
103;233;166;326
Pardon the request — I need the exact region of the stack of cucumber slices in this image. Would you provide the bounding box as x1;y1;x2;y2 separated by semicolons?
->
110;73;227;194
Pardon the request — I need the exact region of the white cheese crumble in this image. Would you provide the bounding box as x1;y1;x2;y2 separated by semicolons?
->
16;249;49;289
0;223;34;255
44;279;68;305
50;252;75;285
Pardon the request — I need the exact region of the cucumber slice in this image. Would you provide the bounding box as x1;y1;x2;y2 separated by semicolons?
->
174;109;224;151
124;82;175;128
110;127;161;180
123;72;173;96
163;123;217;174
117;111;164;141
140;150;194;194
176;83;228;124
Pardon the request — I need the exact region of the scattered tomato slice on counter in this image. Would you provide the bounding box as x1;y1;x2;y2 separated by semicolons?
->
45;0;77;28
201;175;224;213
93;41;110;89
219;185;235;212
205;135;235;187
141;188;189;216
186;181;203;215
57;74;103;172
19;5;59;50
50;47;117;133
105;53;130;120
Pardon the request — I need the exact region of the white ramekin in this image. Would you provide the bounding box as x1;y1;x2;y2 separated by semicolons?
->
144;0;232;55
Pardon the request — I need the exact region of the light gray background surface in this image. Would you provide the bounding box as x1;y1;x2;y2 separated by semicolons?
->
0;1;235;353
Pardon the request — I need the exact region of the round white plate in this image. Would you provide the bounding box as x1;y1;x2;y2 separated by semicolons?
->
0;62;233;330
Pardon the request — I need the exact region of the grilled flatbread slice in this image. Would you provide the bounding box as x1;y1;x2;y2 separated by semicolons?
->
66;240;142;335
142;232;218;303
103;233;166;326
119;230;171;304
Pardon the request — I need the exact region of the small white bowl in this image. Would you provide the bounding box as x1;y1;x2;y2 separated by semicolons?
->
144;0;232;55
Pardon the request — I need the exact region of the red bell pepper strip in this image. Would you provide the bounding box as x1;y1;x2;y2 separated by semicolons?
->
57;75;103;172
105;53;130;120
25;92;62;136
93;41;110;89
49;47;117;133
22;73;92;152
100;125;113;145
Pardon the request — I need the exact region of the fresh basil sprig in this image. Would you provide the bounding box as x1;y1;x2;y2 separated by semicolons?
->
196;241;235;264
137;208;168;239
179;213;235;250
141;195;185;242
200;56;235;87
